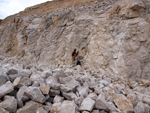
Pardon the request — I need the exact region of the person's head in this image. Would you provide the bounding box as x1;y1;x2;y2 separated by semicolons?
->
74;49;76;52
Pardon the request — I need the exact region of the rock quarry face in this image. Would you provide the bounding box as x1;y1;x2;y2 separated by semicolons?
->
0;0;150;112
0;0;150;79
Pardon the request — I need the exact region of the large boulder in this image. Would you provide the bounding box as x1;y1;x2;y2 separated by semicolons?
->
0;81;14;98
0;96;17;113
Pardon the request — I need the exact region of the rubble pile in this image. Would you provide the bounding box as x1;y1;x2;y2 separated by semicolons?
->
0;63;150;113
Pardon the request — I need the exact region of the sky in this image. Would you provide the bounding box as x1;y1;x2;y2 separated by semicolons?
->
0;0;51;19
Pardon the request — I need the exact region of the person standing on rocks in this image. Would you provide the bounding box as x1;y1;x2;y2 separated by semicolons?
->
72;49;79;64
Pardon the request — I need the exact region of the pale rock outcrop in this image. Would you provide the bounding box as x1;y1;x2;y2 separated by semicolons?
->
0;0;150;112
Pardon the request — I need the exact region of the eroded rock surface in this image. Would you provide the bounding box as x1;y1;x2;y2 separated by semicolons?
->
0;0;150;113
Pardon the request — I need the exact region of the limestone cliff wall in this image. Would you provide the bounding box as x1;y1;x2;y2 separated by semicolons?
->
0;0;150;78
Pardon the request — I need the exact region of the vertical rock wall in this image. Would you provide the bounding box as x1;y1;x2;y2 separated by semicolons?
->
0;0;149;79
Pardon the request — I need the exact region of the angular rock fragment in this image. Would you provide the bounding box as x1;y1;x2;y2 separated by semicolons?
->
0;81;14;98
25;86;46;103
13;76;32;88
59;76;73;84
113;95;133;112
8;74;21;82
127;93;139;107
46;76;60;89
142;95;150;106
60;80;79;92
53;95;64;103
57;100;77;113
7;68;18;75
17;101;43;113
41;70;52;79
141;79;150;86
19;69;32;77
95;94;110;112
51;102;61;113
75;97;84;106
88;93;98;100
40;85;50;95
134;102;145;113
32;81;40;87
78;87;89;98
0;108;9;113
0;96;17;113
53;69;67;81
50;89;60;96
17;86;29;102
30;74;45;86
63;92;77;100
80;97;95;112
